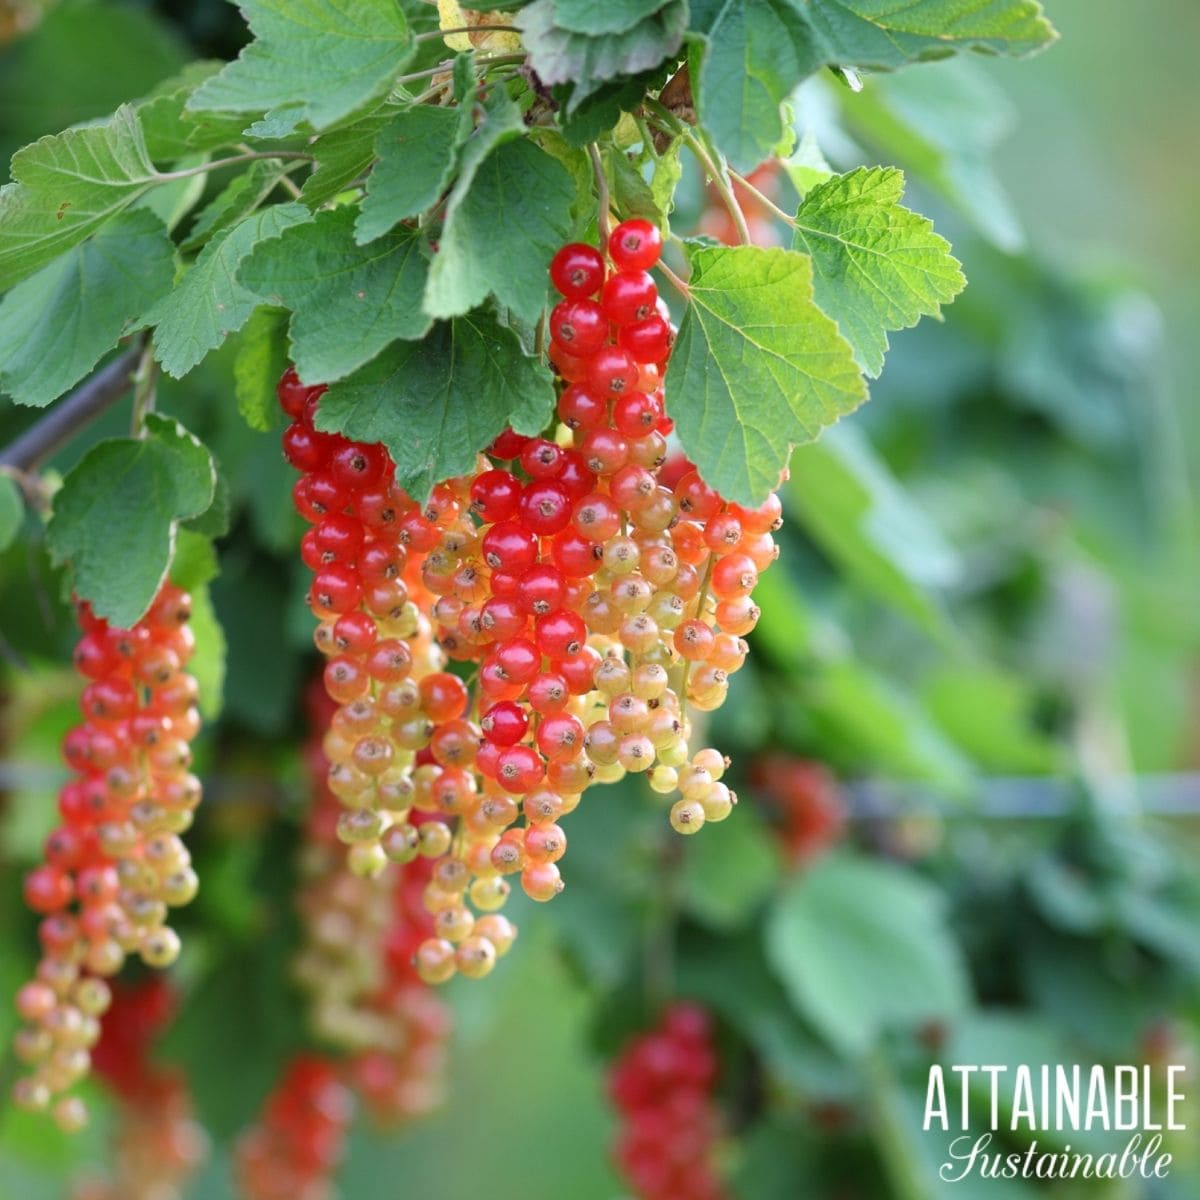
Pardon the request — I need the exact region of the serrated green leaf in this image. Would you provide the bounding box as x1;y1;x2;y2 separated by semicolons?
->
784;128;834;196
664;245;866;505
169;527;220;591
233;307;290;431
0;210;175;408
792;166;964;376
301;106;395;206
187;577;226;722
145;202;312;378
555;0;668;35
808;0;1058;68
46;414;216;627
693;0;823;172
0;106;162;291
238;206;432;385
182;160;293;252
356;105;463;244
0;476;22;552
765;852;971;1056
649;137;683;220
188;0;415;132
136;62;250;160
315;309;555;498
519;0;688;108
425;139;574;324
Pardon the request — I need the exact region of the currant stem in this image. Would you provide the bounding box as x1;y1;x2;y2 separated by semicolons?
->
394;53;525;89
154;151;313;182
655;258;690;299
680;130;752;245
0;342;144;472
587;143;611;245
129;342;159;437
727;168;796;226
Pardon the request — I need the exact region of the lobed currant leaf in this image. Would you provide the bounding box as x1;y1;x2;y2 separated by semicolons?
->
238;206;432;384
665;244;866;506
135;62;251;160
46;414;216;627
0;209;175;408
145;202;312;378
301;104;397;207
187;0;416;132
233;307;291;432
791;166;965;376
356;104;464;245
315;308;556;499
424;138;575;324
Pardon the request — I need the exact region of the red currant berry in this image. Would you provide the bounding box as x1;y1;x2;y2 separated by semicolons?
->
493;637;540;684
310;565;363;616
331;442;387;491
479;596;527;641
518;480;572;536
470;469;521;523
612;391;663;438
619;314;673;363
24;865;72;914
609;218;662;271
587;346;639;397
419;672;469;722
571;492;622;542
277;365;324;419
519;438;565;479
553;449;598;500
550;242;606;298
557;384;608;431
601;270;658;326
550;298;607;356
551;529;603;577
282;422;329;472
675;470;723;520
482;521;538;572
496;745;545;793
516;564;566;616
481;700;529;746
535;609;586;659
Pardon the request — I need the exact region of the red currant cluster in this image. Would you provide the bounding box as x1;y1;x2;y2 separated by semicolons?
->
609;1003;727;1200
280;218;780;984
293;678;451;1123
234;1055;355;1200
750;755;846;864
72;978;208;1200
10;585;203;1128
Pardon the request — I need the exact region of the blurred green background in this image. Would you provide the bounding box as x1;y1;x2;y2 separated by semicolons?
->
1;2;1198;1198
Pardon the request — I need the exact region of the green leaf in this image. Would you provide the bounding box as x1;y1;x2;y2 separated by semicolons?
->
233;307;290;432
766;852;971;1056
145;202;312;378
0;210;175;408
808;0;1058;68
0;106;162;291
182;159;294;252
188;0;415;132
664;244;866;505
786;424;959;636
692;0;824;172
519;0;688;107
554;0;669;35
425;139;574;324
603;146;660;225
792;166;964;376
238;206;432;385
301;106;395;206
315;309;556;498
46;414;216;627
680;803;782;929
356;105;463;244
135;62;251;160
0;475;22;552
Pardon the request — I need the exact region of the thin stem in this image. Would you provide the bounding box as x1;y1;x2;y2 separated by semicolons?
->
0;344;143;472
728;168;795;226
680;129;751;245
276;173;303;200
634;114;660;160
155;151;313;182
395;53;524;89
415;25;521;42
655;258;689;298
129;342;159;436
534;311;546;359
587;143;610;244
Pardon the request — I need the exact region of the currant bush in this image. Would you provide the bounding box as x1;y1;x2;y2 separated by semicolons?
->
10;586;203;1127
279;220;781;984
608;1003;727;1200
